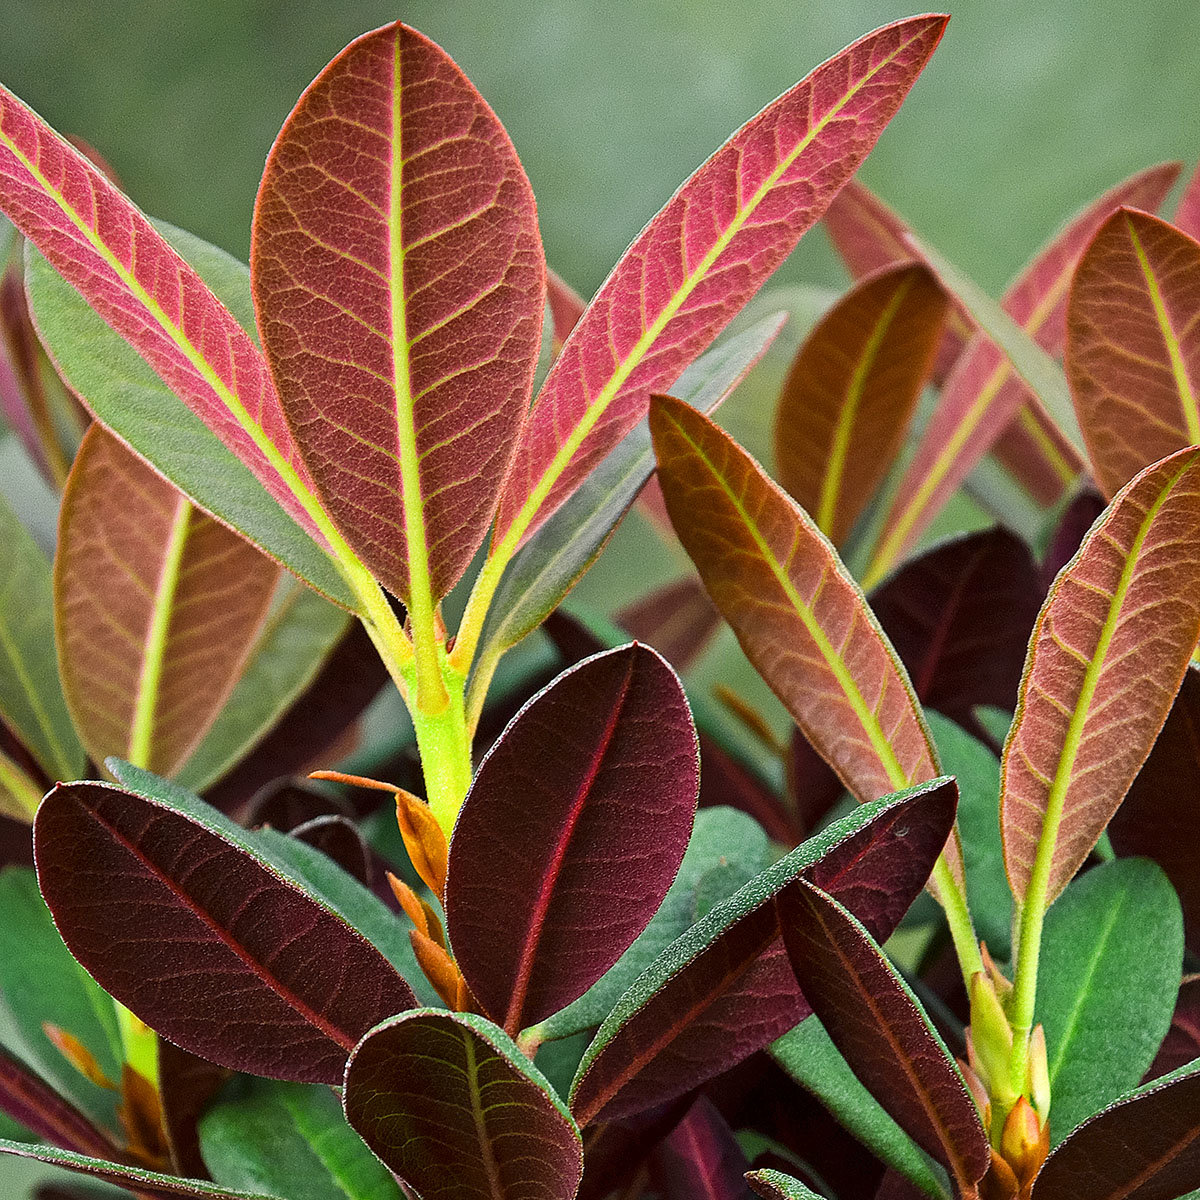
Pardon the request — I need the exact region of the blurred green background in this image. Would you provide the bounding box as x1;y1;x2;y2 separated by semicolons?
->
0;0;1197;1193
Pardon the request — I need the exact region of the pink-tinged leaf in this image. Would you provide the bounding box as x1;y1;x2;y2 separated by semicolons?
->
343;1010;583;1200
989;398;1087;508
568;781;956;1127
1175;160;1200;239
1000;448;1200;905
650;395;939;810
252;22;544;602
0;1139;284;1200
1108;666;1200;951
869;166;1179;580
0;1044;120;1160
446;643;699;1035
1067;208;1200;499
1031;1064;1200;1200
773;263;948;546
547;267;586;352
869;529;1043;741
1147;975;1200;1078
618;577;722;671
776;880;988;1189
821;179;970;381
649;1096;753;1200
55;426;280;778
0;86;332;549
33;781;416;1084
494;16;947;551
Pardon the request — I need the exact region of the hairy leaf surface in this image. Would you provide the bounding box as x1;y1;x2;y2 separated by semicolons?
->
253;22;544;601
495;16;947;550
773;263;946;545
33;779;416;1083
1001;448;1200;904
447;644;698;1034
568;781;956;1127
1067;208;1200;498
776;880;988;1189
56;426;278;777
344;1010;583;1200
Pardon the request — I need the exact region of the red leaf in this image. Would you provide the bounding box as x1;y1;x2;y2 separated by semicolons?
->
33;781;416;1083
547;267;586;351
776;880;988;1189
617;577;721;671
494;17;947;551
1001;448;1200;904
1067;208;1200;499
568;781;956;1127
343;1010;583;1200
446;644;699;1034
1175;160;1200;239
1147;975;1200;1079
252;23;544;601
0;85;328;546
649;1096;754;1200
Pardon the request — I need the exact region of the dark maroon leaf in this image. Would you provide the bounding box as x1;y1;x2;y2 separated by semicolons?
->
244;780;352;830
1039;488;1107;591
343;1010;583;1200
776;879;988;1190
569;780;957;1126
578;1105;689;1200
874;1170;931;1199
1032;1065;1200;1200
0;813;33;868
701;733;798;846
34;780;416;1084
289;815;372;888
158;1039;229;1179
1109;667;1200;951
203;621;388;816
650;1096;754;1200
446;643;699;1034
617;577;721;672
786;730;846;841
1148;976;1200;1079
869;528;1042;742
0;1044;118;1159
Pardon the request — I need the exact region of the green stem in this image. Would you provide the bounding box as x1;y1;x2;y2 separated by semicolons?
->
405;657;473;837
932;853;984;990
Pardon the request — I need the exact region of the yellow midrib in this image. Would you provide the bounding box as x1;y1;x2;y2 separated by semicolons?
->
499;26;931;563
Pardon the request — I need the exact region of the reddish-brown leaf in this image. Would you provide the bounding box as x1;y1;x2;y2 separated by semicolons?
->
773;263;947;546
1067;208;1200;499
1001;448;1200;904
1108;666;1200;951
649;1096;754;1200
343;1011;583;1200
650;395;938;809
821;179;970;379
33;781;417;1083
568;781;956;1127
777;880;989;1190
618;577;721;671
494;17;947;553
1031;1064;1200;1200
252;22;544;602
547;267;586;352
56;426;279;778
870;166;1179;579
1175;160;1200;239
1147;975;1200;1079
446;644;699;1034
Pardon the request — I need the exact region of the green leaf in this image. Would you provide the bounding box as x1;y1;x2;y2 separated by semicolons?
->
769;1017;948;1198
0;489;84;782
924;712;1010;959
1037;858;1183;1144
25;223;354;608
199;1079;402;1200
533;806;769;1040
745;1170;827;1200
174;579;350;792
0;867;122;1133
